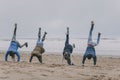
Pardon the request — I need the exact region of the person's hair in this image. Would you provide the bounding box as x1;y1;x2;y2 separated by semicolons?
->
87;54;92;60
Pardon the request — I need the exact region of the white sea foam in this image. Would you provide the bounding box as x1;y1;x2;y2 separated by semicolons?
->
0;38;120;55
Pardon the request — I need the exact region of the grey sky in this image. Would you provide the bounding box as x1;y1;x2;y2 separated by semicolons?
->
0;0;120;39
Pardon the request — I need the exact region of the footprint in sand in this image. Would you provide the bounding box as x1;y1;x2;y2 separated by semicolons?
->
90;75;105;80
41;74;48;76
0;76;9;79
3;71;10;74
48;64;65;68
78;73;89;76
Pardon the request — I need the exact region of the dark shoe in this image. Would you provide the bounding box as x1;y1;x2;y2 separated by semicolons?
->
25;42;28;47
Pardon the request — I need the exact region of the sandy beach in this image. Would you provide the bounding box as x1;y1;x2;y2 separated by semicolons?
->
0;52;120;80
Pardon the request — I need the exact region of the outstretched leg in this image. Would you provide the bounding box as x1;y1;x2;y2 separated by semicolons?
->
19;42;28;48
88;21;94;44
96;32;101;45
12;23;17;41
65;27;69;45
38;28;41;40
42;32;47;41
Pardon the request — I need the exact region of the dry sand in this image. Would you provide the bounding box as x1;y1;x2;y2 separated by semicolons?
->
0;52;120;80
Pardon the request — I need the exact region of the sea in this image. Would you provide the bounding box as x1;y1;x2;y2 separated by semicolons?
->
0;36;120;56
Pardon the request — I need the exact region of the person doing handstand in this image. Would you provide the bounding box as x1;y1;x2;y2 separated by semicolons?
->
29;28;47;63
63;27;75;65
5;23;28;62
82;21;101;66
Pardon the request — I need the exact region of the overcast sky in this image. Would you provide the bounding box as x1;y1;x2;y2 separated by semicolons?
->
0;0;120;39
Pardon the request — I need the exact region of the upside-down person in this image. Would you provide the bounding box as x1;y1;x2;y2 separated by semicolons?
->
5;23;28;62
29;28;47;63
63;27;75;65
82;21;101;66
